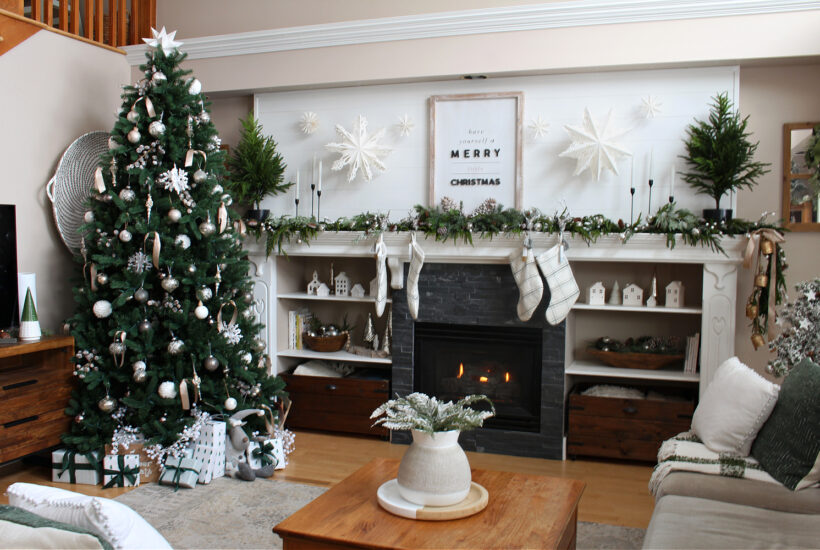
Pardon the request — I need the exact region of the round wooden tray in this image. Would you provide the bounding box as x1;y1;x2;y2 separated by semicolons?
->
377;479;488;521
587;348;684;370
302;332;347;352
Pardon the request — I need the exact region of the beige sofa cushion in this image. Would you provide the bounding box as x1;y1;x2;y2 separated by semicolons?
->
643;495;820;549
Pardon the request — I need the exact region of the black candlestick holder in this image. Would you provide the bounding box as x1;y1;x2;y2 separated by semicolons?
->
295;198;300;217
648;179;654;215
630;187;636;224
310;184;316;219
669;195;674;205
317;190;322;221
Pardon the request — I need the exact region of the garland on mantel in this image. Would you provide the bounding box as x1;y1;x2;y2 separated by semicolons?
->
255;201;788;348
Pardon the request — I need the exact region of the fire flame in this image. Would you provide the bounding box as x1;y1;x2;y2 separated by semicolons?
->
505;372;510;383
457;363;464;378
479;376;489;383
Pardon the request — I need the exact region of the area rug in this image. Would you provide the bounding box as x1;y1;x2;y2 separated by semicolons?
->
115;477;645;549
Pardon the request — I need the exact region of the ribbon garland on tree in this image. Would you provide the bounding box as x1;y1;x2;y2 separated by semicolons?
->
102;455;140;488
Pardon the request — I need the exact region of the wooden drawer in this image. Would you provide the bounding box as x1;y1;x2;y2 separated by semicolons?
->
0;407;71;463
0;353;73;423
567;389;694;462
281;374;389;437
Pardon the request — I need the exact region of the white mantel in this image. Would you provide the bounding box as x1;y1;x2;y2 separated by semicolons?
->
245;233;743;396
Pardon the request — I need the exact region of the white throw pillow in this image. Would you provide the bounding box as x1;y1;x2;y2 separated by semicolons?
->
6;482;171;550
692;356;780;456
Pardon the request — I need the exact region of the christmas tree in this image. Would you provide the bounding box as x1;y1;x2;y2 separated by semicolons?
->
63;28;285;461
768;278;820;377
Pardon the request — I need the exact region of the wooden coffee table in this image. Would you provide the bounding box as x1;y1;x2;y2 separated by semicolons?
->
274;457;585;550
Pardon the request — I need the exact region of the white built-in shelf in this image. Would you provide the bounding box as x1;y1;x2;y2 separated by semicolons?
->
566;360;700;383
572;303;702;314
277;348;392;365
278;292;392;304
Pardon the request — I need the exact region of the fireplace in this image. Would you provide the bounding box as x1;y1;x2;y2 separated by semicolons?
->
391;263;565;459
414;322;542;432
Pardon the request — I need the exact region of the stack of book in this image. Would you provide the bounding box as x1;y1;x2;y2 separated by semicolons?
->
684;333;700;374
288;308;313;350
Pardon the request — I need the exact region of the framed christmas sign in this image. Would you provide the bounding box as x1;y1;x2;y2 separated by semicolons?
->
429;92;523;211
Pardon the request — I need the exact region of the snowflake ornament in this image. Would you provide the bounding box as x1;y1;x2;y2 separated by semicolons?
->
127;251;153;274
528;114;550;139
325;115;392;182
641;95;663;119
396;114;414;137
158;165;189;194
220;322;242;345
299;112;319;134
143;27;183;55
559;108;631;181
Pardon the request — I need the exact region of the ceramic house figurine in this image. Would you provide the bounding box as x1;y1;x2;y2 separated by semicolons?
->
316;283;330;297
350;283;365;298
622;283;643;306
665;281;685;307
306;271;322;295
587;281;606;305
334;272;350;296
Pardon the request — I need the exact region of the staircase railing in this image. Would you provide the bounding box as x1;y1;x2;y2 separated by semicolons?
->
1;0;155;48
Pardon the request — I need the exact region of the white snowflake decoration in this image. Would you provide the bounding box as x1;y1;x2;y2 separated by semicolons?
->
127;251;153;274
143;27;183;55
325;115;392;182
299;112;319;135
221;322;242;345
528;114;550;139
396;114;414;137
559;108;631;181
641;95;663;119
158;165;189;194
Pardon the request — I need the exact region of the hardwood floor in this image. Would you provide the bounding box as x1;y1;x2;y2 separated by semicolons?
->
0;430;656;528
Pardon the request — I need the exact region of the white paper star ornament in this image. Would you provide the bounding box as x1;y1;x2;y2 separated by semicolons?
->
397;114;414;137
326;115;392;182
641;95;663;119
528;114;550;139
559;108;631;181
143;27;183;55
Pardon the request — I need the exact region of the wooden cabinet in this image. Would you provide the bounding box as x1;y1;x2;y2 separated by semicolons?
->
0;336;74;463
280;373;389;437
567;389;694;462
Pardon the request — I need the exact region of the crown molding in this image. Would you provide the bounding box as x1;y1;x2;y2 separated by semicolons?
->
124;0;820;65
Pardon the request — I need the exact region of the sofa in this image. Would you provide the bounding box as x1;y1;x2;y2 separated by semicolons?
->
642;356;820;549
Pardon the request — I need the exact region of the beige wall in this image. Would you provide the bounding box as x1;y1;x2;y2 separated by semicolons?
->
0;30;130;331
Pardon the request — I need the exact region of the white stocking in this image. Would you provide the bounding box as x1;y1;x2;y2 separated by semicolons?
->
536;243;579;325
509;246;544;322
406;232;425;320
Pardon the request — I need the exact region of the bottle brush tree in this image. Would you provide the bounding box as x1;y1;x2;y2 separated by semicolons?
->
680;92;770;211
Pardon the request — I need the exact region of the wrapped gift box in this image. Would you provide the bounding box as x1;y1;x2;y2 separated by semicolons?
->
102;454;140;488
248;437;286;470
159;456;202;490
105;438;161;483
192;420;226;484
52;449;102;485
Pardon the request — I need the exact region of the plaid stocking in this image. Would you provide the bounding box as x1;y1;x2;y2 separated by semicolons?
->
509;247;544;322
536;244;579;325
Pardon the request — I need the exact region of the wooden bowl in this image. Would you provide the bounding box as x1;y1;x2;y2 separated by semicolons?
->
303;332;347;353
586;348;684;370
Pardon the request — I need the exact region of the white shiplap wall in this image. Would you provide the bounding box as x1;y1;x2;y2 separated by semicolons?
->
255;66;738;222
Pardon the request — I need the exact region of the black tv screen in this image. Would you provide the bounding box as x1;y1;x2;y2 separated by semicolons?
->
0;205;18;329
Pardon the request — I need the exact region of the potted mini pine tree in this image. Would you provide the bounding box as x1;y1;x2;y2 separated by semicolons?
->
225;113;290;224
680;92;770;222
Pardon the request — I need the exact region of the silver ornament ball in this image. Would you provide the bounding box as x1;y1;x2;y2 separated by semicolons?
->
134;288;149;303
161;277;179;292
203;356;219;371
193;169;207;183
168;339;184;354
118;229;132;243
126;110;139;123
132;360;146;371
199;221;216;237
95;273;109;286
127;127;141;143
148;120;166;137
84;211;95;223
200;111;210;123
167;208;182;222
138;319;152;333
109;342;125;355
197;287;213;301
98;397;116;413
119;188;136;202
253;339;266;352
74;414;85;424
133;369;147;383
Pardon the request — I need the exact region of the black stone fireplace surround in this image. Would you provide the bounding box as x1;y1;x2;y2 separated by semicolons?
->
391;263;565;459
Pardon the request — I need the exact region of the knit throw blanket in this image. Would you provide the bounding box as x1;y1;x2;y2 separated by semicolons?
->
649;431;780;496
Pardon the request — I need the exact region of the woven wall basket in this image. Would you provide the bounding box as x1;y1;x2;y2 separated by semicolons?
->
46;131;110;254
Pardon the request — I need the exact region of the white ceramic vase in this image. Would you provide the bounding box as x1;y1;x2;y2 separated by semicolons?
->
396;429;471;506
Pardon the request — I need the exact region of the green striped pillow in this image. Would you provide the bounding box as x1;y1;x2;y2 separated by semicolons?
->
751;358;820;490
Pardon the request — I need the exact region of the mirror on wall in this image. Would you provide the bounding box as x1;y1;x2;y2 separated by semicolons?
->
783;122;820;231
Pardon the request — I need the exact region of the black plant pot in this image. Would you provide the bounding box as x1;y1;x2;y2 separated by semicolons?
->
244;209;270;226
702;208;733;223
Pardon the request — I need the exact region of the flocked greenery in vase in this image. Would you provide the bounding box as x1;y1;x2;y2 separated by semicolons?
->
371;392;495;434
225;112;290;224
680;92;770;222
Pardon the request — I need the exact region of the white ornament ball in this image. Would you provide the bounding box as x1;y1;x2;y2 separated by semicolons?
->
118;229;132;243
161;277;179;292
174;234;191;249
107;137;119;150
83;211;95;223
127;127;141;143
168;338;184;354
200;111;210;123
189;79;202;95
193;169;207;183
167;208;182;222
199;220;216;237
152;71;166;83
194;301;209;319
224;397;237;411
158;381;177;399
126;110;139;123
148;120;166;137
197;287;213;301
241;352;252;364
119;188;136;202
92;300;112;318
132;360;146;371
